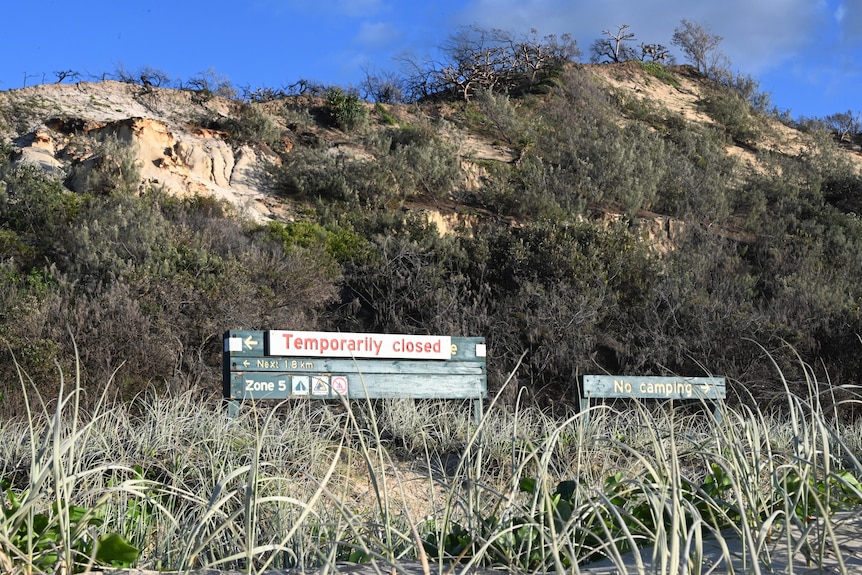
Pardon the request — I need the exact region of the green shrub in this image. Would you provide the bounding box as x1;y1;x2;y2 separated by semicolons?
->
265;220;372;263
278;104;316;131
389;130;460;199
58;191;175;288
0;165;82;260
0;229;36;267
325;88;366;131
65;133;141;195
211;103;282;147
502;155;572;218
373;103;398;125
653;123;736;221
272;147;355;202
472;89;528;145
699;89;760;144
272;123;460;208
638;61;680;87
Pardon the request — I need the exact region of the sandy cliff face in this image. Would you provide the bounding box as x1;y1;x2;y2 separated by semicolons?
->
0;81;511;229
1;81;283;222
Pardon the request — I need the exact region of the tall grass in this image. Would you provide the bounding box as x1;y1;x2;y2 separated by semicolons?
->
1;350;861;574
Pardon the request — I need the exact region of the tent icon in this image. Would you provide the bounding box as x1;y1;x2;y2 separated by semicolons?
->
292;376;309;396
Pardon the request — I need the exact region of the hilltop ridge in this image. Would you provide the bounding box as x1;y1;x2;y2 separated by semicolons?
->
3;64;858;233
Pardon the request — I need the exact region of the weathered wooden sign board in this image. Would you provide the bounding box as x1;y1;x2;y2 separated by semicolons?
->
223;330;487;414
580;375;726;423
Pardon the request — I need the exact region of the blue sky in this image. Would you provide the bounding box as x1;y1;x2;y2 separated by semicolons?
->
2;0;859;120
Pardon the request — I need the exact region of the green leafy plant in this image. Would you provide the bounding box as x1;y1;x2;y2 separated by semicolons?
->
780;468;862;521
0;485;139;572
374;103;398;125
699;89;760;144
0;353;144;574
325;88;366;131
422;477;586;571
265;220;372;263
638;61;680;87
210;104;282;147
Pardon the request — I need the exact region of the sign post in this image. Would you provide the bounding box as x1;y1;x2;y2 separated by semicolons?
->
580;375;726;424
223;330;487;421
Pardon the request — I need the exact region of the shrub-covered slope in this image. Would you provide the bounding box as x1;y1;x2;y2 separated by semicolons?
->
1;62;861;416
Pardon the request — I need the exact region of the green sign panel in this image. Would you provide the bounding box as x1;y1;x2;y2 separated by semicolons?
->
223;330;487;402
579;375;727;425
582;375;726;400
228;372;486;400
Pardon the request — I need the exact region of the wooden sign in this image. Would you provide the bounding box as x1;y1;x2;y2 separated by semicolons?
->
582;375;726;400
580;375;726;423
223;330;487;402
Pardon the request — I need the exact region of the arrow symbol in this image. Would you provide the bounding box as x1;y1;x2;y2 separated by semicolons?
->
243;360;250;368
244;335;259;350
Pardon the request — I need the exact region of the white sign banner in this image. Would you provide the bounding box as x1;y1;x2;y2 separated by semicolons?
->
268;330;452;359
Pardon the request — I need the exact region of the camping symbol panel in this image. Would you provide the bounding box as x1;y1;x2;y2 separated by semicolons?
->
292;375;310;396
311;375;330;396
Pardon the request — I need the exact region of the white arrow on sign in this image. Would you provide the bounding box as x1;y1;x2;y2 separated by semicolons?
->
243;360;251;368
244;335;259;350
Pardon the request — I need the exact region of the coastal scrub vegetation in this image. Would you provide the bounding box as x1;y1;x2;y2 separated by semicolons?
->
1;54;862;418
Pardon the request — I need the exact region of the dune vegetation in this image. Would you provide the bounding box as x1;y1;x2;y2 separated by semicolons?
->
1;350;862;573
